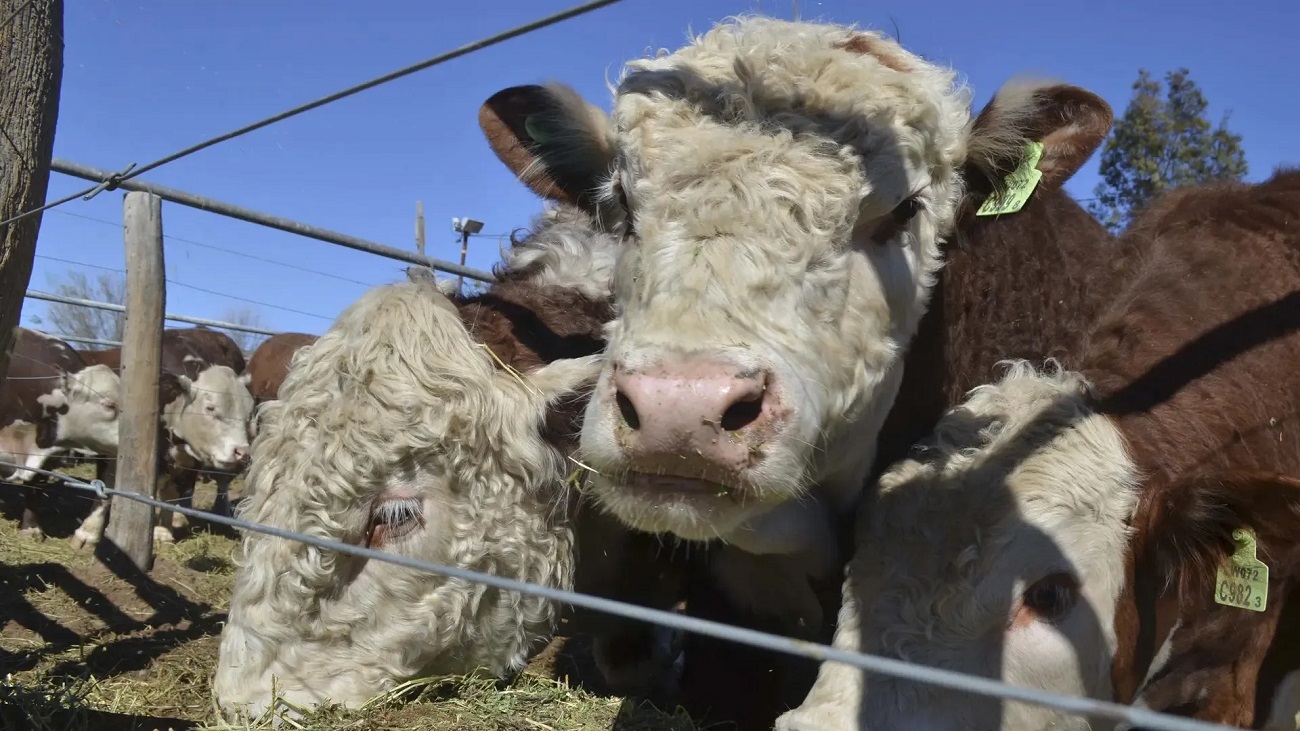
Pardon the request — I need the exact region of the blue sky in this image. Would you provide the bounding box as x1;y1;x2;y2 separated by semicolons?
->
22;0;1299;341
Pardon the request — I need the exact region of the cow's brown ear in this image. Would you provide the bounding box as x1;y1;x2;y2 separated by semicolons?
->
1127;471;1300;727
965;80;1112;197
478;82;616;213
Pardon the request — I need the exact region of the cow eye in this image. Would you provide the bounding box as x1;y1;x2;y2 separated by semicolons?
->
1021;573;1079;623
891;197;923;225
366;497;424;548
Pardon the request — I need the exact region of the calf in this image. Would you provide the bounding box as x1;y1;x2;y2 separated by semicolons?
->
214;204;688;721
0;328;122;539
481;38;1117;729
779;169;1300;730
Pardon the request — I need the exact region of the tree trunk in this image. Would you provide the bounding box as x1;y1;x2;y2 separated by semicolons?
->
0;0;64;383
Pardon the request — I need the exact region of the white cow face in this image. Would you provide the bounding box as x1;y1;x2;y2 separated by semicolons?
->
163;365;255;471
38;364;123;456
478;16;1114;547
779;362;1140;731
213;281;603;722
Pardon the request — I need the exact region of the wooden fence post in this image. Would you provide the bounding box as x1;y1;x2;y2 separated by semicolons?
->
101;191;165;572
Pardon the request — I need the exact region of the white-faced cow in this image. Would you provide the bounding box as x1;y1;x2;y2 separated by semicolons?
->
779;169;1300;730
0;328;122;539
214;203;690;722
478;14;1117;726
68;327;256;547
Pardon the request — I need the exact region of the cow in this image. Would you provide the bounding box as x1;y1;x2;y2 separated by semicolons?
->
78;325;247;374
66;327;257;547
214;203;690;722
778;169;1300;730
0;328;123;539
243;332;318;404
478;15;1117;725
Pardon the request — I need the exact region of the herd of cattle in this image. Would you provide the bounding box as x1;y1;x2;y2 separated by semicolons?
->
5;13;1300;731
0;325;317;545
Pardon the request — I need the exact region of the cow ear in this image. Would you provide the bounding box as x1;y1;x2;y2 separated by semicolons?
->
478;82;616;214
523;353;604;403
1128;471;1300;726
238;371;252;386
181;355;206;380
965;80;1113;199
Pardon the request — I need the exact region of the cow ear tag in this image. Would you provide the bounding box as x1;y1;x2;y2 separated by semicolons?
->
1215;527;1269;612
976;140;1045;217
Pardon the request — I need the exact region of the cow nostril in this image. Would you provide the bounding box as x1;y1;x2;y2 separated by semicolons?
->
720;390;764;431
614;390;641;431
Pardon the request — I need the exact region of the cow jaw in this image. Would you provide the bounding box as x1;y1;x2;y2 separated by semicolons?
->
779;362;1140;731
577;17;970;541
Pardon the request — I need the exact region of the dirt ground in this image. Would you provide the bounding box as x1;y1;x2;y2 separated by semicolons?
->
0;464;699;731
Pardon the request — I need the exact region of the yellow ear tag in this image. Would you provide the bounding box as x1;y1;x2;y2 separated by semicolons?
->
975;140;1045;217
1215;527;1269;612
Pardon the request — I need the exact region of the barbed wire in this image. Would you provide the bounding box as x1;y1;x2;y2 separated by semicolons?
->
0;0;628;230
0;457;1239;731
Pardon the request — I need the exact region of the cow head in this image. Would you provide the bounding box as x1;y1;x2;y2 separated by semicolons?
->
778;362;1138;731
480;15;1112;544
1112;472;1300;729
36;364;123;456
214;280;604;721
162;365;255;471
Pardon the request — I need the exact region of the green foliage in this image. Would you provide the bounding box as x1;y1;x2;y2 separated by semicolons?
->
1090;68;1248;232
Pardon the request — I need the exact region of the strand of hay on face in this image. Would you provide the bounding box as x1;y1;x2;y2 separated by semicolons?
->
477;343;544;396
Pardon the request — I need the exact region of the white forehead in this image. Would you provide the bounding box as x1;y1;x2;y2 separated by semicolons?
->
861;362;1139;615
66;365;121;399
610;17;973;189
194;366;252;405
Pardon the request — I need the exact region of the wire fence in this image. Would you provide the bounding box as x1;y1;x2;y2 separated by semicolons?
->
0;458;1240;731
0;2;1255;728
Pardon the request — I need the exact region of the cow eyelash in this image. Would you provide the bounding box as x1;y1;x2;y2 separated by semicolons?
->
870;194;926;246
366;497;425;548
1020;572;1078;624
612;179;636;238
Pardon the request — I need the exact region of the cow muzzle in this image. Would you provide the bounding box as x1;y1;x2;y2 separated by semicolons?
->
602;352;786;492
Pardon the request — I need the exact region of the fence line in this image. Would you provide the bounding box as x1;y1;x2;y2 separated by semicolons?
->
0;458;1236;731
55;334;122;348
50;159;497;283
25;290;282;337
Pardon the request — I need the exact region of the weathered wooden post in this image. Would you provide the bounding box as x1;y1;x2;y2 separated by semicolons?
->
0;0;64;385
100;191;165;572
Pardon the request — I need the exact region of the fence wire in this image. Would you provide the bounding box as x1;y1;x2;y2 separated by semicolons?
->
0;459;1240;731
0;0;627;230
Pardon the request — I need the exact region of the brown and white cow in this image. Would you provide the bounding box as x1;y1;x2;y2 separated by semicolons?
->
0;328;123;538
479;16;1116;726
243;332;318;405
779;169;1300;730
214;202;689;721
68;327;257;546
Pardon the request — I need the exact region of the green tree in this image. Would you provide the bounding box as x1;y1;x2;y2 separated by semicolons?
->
1090;68;1248;232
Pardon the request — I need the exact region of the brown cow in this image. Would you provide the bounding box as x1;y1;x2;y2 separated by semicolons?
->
480;77;1119;728
781;169;1300;730
78;325;246;375
0;328;122;539
243;332;318;404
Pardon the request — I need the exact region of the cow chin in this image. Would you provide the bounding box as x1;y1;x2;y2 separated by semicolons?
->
586;471;788;542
